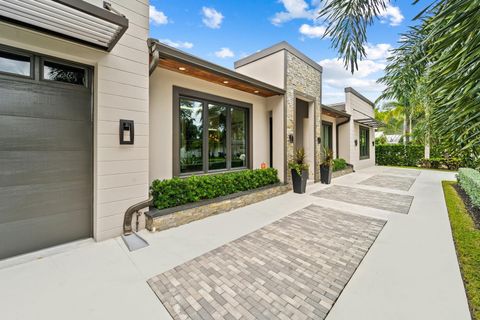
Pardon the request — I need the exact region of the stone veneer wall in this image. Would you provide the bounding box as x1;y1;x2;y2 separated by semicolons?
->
285;52;322;182
145;184;291;232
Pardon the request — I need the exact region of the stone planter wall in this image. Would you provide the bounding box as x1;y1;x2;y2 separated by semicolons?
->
145;184;291;232
332;165;354;179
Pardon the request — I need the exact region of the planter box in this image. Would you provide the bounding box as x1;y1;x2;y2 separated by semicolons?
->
332;164;354;179
145;183;291;232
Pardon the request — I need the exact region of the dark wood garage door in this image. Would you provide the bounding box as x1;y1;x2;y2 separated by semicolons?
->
0;46;93;260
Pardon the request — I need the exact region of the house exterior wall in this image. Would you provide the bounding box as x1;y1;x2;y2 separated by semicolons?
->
286;52;322;182
149;68;280;182
234;51;285;89
0;0;150;241
346;91;376;170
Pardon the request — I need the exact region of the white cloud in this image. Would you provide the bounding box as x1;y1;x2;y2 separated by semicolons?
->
299;24;327;38
364;43;393;60
149;5;168;25
159;39;193;49
202;7;224;29
319;57;386;104
215;47;235;58
271;0;315;25
379;4;404;26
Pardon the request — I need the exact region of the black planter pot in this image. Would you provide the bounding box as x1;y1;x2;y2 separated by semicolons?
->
291;169;308;194
320;164;332;184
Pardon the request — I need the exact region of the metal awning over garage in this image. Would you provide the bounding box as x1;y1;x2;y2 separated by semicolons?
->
0;0;128;51
355;118;385;128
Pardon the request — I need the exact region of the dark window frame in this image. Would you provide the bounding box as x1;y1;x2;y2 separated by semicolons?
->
40;57;89;88
359;126;370;160
0;47;34;79
173;86;253;177
322;121;333;153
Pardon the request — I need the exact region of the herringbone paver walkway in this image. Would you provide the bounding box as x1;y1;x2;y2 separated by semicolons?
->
359;174;416;191
148;205;386;320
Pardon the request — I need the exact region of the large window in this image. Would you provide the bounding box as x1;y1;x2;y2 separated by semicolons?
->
322;121;333;152
0;50;31;76
360;126;370;159
177;90;250;175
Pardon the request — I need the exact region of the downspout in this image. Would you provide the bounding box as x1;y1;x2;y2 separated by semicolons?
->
148;39;159;76
336;117;350;159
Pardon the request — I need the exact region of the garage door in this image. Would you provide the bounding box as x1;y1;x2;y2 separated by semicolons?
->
0;47;93;260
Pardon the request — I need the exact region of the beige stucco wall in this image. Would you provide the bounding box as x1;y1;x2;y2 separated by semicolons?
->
149;68;284;182
235;51;285;89
345;91;376;169
0;0;150;241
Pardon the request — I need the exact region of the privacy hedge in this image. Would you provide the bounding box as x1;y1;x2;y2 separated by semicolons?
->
375;145;442;166
458;168;480;208
150;168;279;209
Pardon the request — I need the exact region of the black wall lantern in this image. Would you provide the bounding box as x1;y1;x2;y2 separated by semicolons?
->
354;139;358;146
317;137;322;144
288;134;294;143
119;119;134;145
372;141;375;146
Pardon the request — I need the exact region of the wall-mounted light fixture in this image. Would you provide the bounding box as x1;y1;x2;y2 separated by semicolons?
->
354;139;358;147
317;137;322;144
372;141;375;146
289;134;294;143
120;119;134;145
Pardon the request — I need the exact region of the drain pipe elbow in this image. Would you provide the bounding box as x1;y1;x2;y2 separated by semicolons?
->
123;197;153;235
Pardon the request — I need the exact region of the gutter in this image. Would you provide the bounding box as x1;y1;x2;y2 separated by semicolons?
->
148;39;159;76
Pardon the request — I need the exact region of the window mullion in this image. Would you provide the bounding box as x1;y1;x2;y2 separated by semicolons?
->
203;100;209;173
226;107;232;170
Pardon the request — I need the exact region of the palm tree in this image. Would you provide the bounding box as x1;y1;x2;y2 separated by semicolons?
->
319;0;480;165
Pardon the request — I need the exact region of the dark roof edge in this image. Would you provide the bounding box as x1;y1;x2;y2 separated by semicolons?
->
344;87;375;107
148;38;285;96
321;104;351;118
234;41;323;73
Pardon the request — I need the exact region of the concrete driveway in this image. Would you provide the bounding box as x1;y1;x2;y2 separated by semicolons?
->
0;166;470;320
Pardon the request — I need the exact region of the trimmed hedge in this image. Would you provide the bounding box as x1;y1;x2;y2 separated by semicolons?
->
151;168;279;209
419;157;462;170
376;144;442;166
333;158;348;172
458;168;480;208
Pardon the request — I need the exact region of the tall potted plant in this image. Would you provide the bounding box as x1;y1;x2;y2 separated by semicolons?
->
288;148;309;194
320;148;334;184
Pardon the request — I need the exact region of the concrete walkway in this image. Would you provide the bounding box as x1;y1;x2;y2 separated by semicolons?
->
0;166;471;320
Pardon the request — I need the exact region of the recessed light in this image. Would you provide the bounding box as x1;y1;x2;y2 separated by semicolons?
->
223;80;229;84
178;67;186;71
254;90;259;94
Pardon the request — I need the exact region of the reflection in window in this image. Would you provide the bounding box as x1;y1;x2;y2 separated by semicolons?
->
231;107;247;168
180;98;203;173
43;61;85;85
360;126;370;159
208;104;227;170
0;51;30;76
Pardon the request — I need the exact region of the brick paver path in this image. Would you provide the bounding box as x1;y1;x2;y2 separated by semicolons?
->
359;174;416;191
312;185;414;214
148;205;386;320
382;168;421;177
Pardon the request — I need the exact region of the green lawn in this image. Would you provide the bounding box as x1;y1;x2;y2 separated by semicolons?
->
442;181;480;319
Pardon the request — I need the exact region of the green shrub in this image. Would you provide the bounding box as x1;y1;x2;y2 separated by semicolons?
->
333;158;347;172
150;168;279;209
375;145;423;166
419;157;462;170
457;168;480;208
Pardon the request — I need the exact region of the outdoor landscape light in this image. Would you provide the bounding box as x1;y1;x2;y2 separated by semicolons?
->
223;80;229;84
178;67;186;71
254;90;259;94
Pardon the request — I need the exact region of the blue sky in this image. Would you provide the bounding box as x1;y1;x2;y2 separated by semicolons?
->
149;1;424;104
